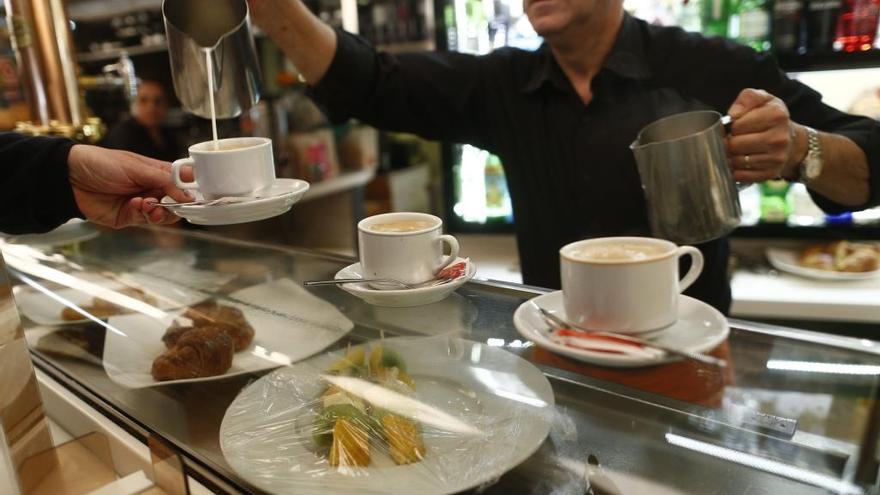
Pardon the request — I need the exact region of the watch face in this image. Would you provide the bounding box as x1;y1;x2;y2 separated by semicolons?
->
804;152;822;180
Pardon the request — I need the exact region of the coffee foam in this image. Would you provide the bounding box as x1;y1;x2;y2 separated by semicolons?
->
569;242;668;262
369;220;436;233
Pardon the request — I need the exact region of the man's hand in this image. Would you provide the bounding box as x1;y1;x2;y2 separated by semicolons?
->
726;88;808;182
67;145;192;228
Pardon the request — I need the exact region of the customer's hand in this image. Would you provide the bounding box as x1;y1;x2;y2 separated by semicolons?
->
726;88;807;182
67;145;192;228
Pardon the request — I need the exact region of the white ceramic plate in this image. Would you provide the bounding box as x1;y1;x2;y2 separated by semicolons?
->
514;291;729;368
334;258;475;307
102;278;354;388
161;178;309;226
766;247;880;281
12;271;213;326
220;336;555;495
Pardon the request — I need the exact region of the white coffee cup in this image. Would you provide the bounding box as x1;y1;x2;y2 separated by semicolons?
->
560;236;704;333
358;212;460;286
171;137;275;199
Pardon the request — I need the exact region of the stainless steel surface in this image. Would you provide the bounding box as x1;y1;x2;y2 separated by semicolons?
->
4;227;880;494
163;0;262;119
537;305;728;369
631;110;742;245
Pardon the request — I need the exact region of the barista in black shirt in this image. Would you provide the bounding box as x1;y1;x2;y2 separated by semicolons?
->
246;0;880;313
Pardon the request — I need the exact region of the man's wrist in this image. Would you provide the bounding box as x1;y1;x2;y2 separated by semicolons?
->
782;123;809;180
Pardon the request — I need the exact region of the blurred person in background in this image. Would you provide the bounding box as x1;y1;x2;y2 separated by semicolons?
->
102;79;182;162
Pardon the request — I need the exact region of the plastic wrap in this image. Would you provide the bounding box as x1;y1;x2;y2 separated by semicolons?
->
220;335;556;495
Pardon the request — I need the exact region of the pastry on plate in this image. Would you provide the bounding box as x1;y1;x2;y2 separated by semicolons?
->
151;326;234;381
162;301;255;351
60;287;158;321
798;241;880;272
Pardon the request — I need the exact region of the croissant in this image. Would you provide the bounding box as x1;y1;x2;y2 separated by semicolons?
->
182;301;255;351
151;326;234;381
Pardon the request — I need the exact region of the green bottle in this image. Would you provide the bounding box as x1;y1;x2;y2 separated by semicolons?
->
730;0;773;51
701;0;732;37
760;180;792;223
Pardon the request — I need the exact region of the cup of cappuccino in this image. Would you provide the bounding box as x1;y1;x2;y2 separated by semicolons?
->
560;237;704;333
358;212;460;287
171;137;275;199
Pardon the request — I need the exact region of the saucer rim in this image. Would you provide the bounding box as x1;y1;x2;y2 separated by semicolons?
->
160;178;309;211
513;291;729;367
333;257;475;296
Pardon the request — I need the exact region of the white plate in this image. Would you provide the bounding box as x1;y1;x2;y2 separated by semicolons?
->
219;336;555;495
334;258;475;307
102;278;354;388
12;272;213;326
3;219;100;246
161;178;310;226
766;247;880;281
514;291;729;368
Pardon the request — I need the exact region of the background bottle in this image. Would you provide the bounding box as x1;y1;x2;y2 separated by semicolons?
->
774;0;808;53
833;0;880;51
808;0;845;51
701;0;732;36
730;0;773;50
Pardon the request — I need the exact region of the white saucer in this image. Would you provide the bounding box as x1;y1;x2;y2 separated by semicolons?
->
513;291;729;368
332;257;475;307
161;179;309;226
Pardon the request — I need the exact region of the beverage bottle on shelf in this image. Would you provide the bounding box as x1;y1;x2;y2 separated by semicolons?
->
678;0;704;32
807;0;844;51
701;0;732;36
729;0;773;51
774;0;807;53
759;180;792;223
833;0;880;51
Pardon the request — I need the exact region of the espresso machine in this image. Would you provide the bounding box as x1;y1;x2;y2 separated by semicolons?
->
3;0;136;142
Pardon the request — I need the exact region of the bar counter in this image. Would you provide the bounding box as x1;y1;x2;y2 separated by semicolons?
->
3;225;880;494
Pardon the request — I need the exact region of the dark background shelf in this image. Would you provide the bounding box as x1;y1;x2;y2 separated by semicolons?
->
734;223;880;240
776;50;880;72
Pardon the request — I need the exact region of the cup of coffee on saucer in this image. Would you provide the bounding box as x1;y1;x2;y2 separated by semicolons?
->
560;236;704;333
358;212;460;288
172;137;275;199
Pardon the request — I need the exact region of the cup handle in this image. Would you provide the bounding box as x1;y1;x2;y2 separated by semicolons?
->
676;246;704;292
434;235;460;272
172;158;198;190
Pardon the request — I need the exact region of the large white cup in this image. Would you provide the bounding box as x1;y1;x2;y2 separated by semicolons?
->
358;212;460;286
560;236;704;333
171;137;275;199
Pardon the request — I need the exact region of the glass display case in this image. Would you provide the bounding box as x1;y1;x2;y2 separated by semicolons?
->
3;226;880;494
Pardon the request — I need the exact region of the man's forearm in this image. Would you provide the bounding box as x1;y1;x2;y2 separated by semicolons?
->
250;0;337;84
787;124;871;207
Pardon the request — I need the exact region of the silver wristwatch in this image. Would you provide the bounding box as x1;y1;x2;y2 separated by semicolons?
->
797;126;823;183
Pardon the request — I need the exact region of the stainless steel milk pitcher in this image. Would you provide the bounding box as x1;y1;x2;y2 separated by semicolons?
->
630;111;741;245
163;0;262;118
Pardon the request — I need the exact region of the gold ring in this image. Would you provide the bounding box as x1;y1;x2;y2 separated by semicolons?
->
744;155;751;169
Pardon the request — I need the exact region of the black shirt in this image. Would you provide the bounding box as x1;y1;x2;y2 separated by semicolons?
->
101;117;182;162
0;133;81;234
310;14;880;314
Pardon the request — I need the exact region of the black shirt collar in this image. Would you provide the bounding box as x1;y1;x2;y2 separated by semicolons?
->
521;13;652;94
